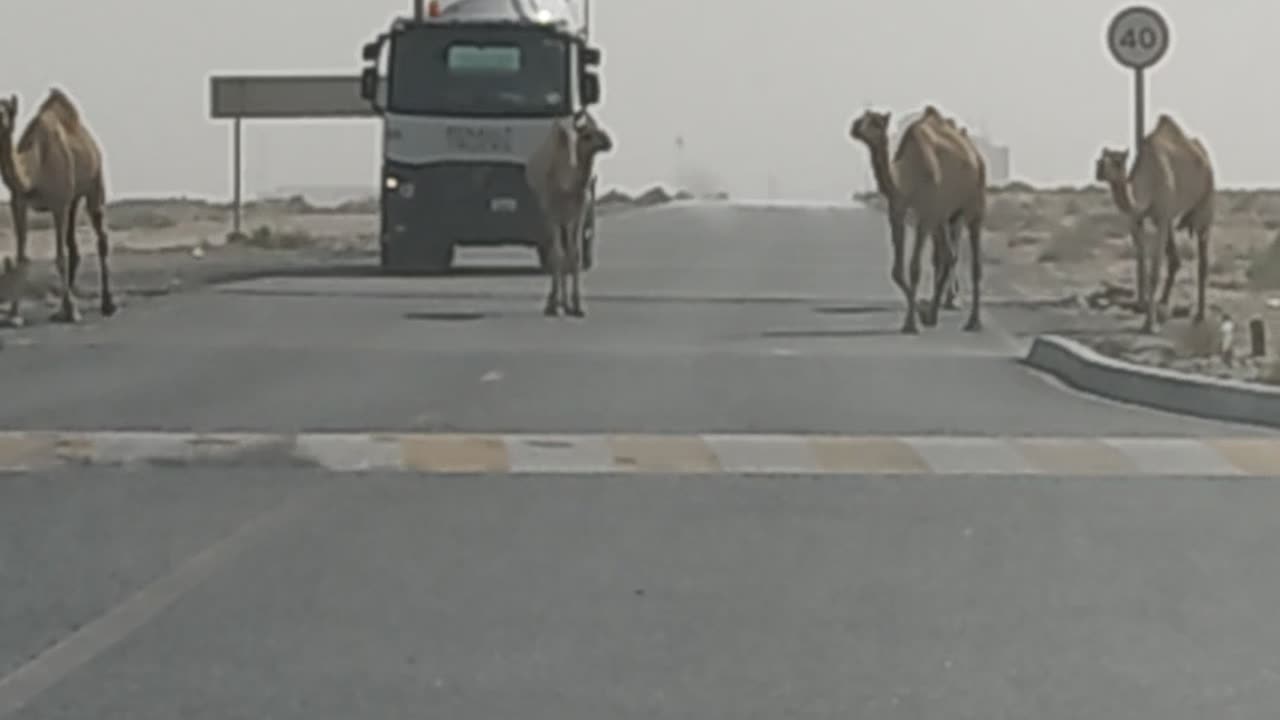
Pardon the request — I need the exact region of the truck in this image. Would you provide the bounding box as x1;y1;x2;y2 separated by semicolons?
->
359;0;603;274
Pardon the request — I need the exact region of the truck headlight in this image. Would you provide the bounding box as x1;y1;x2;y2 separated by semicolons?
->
385;175;414;197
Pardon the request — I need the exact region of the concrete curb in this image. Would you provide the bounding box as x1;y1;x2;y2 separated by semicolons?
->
1023;334;1280;429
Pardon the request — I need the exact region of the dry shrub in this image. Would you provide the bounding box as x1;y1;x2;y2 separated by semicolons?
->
1261;358;1280;385
983;195;1028;234
227;225;317;250
1246;232;1280;289
1007;233;1044;248
107;208;177;231
1174;319;1224;358
1036;211;1128;264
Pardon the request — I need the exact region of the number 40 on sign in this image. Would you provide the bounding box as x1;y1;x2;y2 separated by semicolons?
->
1107;5;1170;70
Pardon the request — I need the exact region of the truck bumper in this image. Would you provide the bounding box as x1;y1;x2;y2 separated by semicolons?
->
380;161;545;272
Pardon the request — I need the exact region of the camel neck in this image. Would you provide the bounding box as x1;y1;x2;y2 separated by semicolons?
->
865;140;900;202
577;154;596;191
565;151;597;197
0;131;31;196
1107;178;1137;215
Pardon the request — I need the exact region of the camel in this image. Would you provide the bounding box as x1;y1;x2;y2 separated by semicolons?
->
936;115;978;309
0;88;116;325
525;109;613;317
850;105;986;332
1093;113;1214;333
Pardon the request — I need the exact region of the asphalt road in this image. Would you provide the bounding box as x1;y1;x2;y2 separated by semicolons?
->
0;201;1263;435
2;200;1278;719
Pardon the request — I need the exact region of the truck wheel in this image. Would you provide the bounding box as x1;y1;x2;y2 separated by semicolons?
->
426;242;456;275
380;241;454;275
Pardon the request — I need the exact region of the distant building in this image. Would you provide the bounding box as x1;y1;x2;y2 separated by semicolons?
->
893;111;1012;186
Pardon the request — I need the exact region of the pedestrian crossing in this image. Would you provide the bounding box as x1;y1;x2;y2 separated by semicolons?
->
0;431;1275;476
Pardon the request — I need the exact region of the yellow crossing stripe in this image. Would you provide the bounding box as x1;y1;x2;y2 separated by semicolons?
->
0;431;1274;476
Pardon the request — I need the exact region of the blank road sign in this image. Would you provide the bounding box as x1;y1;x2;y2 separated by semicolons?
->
1107;5;1170;70
209;75;386;119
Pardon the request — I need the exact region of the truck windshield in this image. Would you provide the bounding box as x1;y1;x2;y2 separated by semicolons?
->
388;26;570;117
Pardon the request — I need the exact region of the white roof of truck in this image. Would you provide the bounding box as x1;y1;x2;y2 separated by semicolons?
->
432;0;584;34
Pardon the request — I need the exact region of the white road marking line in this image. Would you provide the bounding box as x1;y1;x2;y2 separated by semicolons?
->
502;434;616;473
1104;437;1245;476
703;434;820;474
294;434;403;471
905;436;1037;475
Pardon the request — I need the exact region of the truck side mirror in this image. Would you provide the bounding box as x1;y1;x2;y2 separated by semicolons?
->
362;40;381;62
580;72;600;105
360;67;380;104
581;46;601;66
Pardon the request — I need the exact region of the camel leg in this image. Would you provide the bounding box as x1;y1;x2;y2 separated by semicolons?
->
542;222;562;317
5;197;28;327
1130;220;1147;313
1194;225;1209;324
50;206;80;324
900;221;929;334
941;216;962;310
1141;221;1170;334
922;224;953;328
566;209;585;317
1158;228;1181;309
65;196;82;293
87;186;117;317
557;226;571;314
887;209;908;296
963;218;983;332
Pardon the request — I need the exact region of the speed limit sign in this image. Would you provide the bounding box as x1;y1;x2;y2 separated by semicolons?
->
1107;5;1170;69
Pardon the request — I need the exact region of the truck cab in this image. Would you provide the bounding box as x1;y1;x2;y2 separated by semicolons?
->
360;0;602;274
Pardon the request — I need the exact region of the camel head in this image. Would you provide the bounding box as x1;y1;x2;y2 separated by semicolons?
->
572;110;613;157
1094;148;1129;184
0;95;17;138
850;110;891;148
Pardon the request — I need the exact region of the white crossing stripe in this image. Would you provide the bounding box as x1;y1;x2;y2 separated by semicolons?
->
0;431;1273;476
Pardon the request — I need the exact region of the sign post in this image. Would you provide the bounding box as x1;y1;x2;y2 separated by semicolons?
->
1106;6;1171;154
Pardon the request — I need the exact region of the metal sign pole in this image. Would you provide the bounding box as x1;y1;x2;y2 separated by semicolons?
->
1106;5;1170;154
1133;67;1145;160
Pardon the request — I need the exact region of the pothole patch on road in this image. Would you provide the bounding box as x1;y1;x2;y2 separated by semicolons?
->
812;305;893;315
526;439;573;449
403;311;487;322
760;328;900;339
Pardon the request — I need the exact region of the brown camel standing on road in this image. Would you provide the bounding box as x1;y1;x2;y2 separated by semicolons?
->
850;106;986;332
0;88;116;325
935;114;982;310
1094;113;1214;332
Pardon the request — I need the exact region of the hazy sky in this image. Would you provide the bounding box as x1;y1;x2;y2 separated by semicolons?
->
2;0;1270;200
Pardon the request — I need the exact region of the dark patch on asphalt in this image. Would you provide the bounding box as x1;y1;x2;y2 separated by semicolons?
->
811;304;893;315
526;438;573;449
760;328;903;339
403;311;487;322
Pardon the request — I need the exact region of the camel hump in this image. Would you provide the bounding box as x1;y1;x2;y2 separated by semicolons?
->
38;87;81;129
1151;113;1187;138
895;122;944;186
